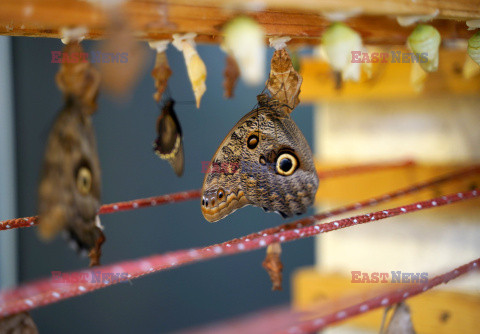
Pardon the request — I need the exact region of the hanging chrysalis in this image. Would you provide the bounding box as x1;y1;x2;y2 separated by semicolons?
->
172;33;206;108
321;22;365;84
149;40;172;102
0;312;39;333
38;30;104;267
467;31;480;66
223;54;240;99
407;24;441;72
222;16;266;86
97;7;148;97
153;99;184;177
463;53;480;79
380;303;416;334
266;37;302;113
262;242;283;291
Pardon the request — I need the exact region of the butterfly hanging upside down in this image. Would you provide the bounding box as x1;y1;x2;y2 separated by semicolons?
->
201;94;319;222
38;40;104;266
153;98;184;177
38;96;104;262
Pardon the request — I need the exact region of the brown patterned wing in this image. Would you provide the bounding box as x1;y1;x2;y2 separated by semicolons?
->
201;94;318;222
38;97;102;257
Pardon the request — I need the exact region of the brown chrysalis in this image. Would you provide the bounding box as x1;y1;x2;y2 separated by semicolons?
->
38;41;104;266
153;99;184;177
223;54;240;99
98;12;148;97
262;242;283;290
0;312;39;334
151;47;172;103
266;48;302;113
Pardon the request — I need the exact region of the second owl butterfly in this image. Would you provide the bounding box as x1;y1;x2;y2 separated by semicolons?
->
201;93;318;222
153;99;185;177
38;39;104;267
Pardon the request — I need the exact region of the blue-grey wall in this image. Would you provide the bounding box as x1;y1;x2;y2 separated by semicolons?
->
12;37;314;333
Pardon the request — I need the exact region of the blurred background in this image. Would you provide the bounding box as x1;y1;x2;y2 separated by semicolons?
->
1;11;480;333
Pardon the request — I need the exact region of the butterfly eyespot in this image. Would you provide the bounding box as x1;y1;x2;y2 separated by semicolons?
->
259;156;266;165
217;189;225;199
276;153;298;176
247;134;259;150
76;166;92;195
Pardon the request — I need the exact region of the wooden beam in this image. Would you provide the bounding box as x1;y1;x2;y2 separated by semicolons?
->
0;0;475;44
292;268;480;334
165;0;480;20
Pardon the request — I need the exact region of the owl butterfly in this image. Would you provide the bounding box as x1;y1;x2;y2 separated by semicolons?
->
38;41;104;266
201;94;318;222
153;99;184;176
0;312;38;334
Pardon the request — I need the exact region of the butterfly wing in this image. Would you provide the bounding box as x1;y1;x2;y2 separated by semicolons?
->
201;96;318;222
153;99;184;177
200;110;257;222
239;101;318;218
38;97;102;253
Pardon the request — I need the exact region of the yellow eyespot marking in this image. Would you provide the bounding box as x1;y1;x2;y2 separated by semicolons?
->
77;166;92;195
246;132;259;150
276;153;297;176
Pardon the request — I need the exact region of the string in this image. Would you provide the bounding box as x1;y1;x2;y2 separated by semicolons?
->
177;258;479;334
1;163;478;232
0;188;477;317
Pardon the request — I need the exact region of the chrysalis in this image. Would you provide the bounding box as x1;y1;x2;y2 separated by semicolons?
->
468;31;480;66
38;38;104;266
98;10;148;97
223;54;240;99
172;33;207;108
321;22;365;83
222;16;266;85
266;37;302;113
407;24;441;72
149;40;172;102
262;242;283;291
0;312;39;334
153;99;184;176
